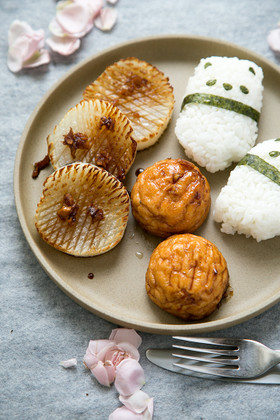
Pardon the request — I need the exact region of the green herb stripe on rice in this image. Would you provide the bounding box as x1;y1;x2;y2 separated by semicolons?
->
238;153;280;186
181;93;260;123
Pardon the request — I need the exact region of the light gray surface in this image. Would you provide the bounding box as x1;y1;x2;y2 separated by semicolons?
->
1;1;280;419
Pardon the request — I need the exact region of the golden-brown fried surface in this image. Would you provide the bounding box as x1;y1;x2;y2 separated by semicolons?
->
131;159;211;237
146;234;229;320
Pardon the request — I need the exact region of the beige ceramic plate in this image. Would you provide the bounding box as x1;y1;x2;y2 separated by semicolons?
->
14;35;280;334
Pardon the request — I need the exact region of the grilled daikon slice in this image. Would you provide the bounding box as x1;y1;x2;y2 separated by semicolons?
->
47;99;136;180
35;163;130;256
83;57;174;150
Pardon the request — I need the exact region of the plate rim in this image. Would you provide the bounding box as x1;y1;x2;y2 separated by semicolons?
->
14;34;280;334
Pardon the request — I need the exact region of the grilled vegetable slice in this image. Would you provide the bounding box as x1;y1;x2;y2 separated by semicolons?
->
35;163;130;256
83;57;174;150
47;99;136;180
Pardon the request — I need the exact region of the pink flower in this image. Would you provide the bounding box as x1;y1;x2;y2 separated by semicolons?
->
7;20;50;72
83;329;141;387
84;328;154;419
267;27;280;55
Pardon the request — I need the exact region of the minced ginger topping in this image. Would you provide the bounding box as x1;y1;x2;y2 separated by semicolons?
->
118;73;148;96
63;127;90;158
87;204;104;222
57;194;105;225
100;116;115;130
57;193;79;225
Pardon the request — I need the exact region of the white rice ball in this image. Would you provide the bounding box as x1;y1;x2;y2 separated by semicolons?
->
175;56;264;173
214;138;280;241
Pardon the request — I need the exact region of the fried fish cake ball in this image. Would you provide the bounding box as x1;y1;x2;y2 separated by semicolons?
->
146;234;229;320
131;159;211;237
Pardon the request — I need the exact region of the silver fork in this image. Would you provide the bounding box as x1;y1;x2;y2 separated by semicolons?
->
172;336;280;379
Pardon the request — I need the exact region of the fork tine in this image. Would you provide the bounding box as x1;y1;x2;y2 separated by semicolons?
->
173;362;239;378
172;343;237;356
172;352;239;366
173;336;240;348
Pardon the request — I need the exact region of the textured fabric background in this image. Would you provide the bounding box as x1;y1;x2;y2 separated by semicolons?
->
1;1;280;419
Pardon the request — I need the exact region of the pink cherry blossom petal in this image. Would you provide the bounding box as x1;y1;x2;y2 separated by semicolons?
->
61;19;93;39
74;0;103;19
87;339;114;355
114;342;140;361
94;7;118;32
50;13;93;39
24;50;51;68
267;28;280;54
56;1;93;36
119;391;153;414
83;340;115;369
89;340;117;361
24;33;45;60
105;347;128;365
114;359;145;396
8;20;32;45
49;17;68;38
109;329;142;349
46;36;80;55
8;20;49;72
8;37;30;72
83;351;99;370
59;358;77;368
97;343;121;362
109;406;146;420
84;340;132;367
7;53;22;73
91;360;116;386
9;22;45;60
146;399;154;417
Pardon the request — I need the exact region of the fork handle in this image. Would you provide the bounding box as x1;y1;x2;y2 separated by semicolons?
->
274;350;280;359
269;349;280;366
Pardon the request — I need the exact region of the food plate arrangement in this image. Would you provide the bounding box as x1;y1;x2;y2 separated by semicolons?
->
14;35;280;334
